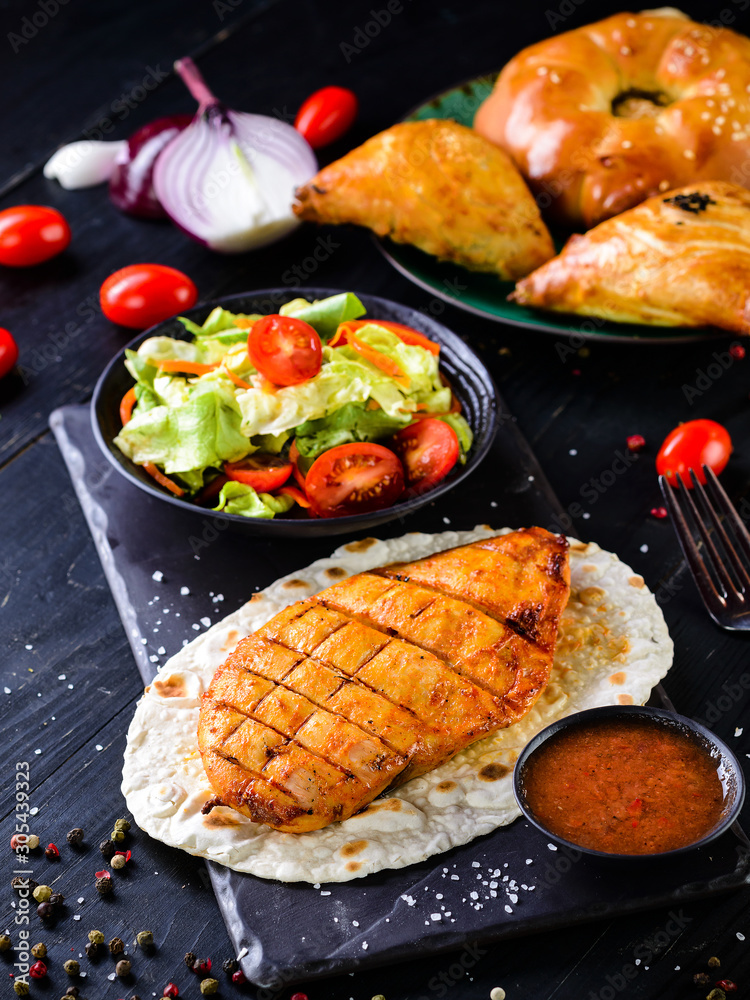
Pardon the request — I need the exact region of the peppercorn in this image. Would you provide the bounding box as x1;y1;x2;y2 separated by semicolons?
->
716;983;738;994
730;343;746;360
136;930;154;949
111;854;126;870
29;960;47;978
695;973;711;986
200;980;218;995
31;943;46;959
12;877;37;893
33;885;52;902
192;957;212;976
63;959;80;975
163;984;179;997
99;839;116;859
709;957;722;968
129;996;143;1000
13;982;29;996
231;970;246;985
111;829;126;844
66;828;84;847
221;959;237;974
184;952;197;968
707;990;727;1000
95;875;113;895
45;843;60;860
85;941;103;960
88;929;104;945
372;995;387;1000
290;993;308;1000
64;989;80;998
37;901;56;919
109;937;125;955
114;818;131;833
116;958;132;976
26;835;40;850
49;893;65;907
0;934;11;951
626;434;646;453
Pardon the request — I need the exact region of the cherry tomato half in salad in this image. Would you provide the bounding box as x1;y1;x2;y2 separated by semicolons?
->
656;419;732;486
330;320;440;355
305;443;404;518
100;264;198;329
224;454;293;492
0;205;71;267
392;418;460;494
248;315;322;386
294;86;358;149
0;328;19;379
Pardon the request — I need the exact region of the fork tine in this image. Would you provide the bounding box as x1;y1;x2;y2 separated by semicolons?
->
659;474;726;615
677;472;731;599
703;465;750;564
690;468;750;593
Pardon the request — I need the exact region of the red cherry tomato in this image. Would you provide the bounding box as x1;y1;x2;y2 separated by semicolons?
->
0;328;19;378
294;86;358;149
0;205;71;267
392;417;460;494
100;264;198;329
330;320;441;355
247;315;322;386
224;454;292;492
305;443;404;518
656;419;732;486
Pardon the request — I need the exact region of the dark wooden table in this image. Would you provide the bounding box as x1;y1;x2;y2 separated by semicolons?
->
2;1;750;997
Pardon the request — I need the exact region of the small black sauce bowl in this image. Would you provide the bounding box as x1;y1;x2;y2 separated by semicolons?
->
91;286;499;538
513;705;746;862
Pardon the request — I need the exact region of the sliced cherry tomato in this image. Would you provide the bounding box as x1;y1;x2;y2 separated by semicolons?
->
100;264;198;329
330;320;440;355
305;443;404;518
277;485;312;508
294;86;358;149
0;328;19;378
289;440;311;490
0;205;71;267
392;417;460;494
224;454;293;492
247;315;322;386
194;473;229;506
656;419;732;486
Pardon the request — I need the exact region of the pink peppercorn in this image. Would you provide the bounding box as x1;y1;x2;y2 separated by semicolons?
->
290;994;309;1000
729;344;745;360
650;507;668;519
163;984;179;998
627;434;646;453
232;969;247;984
29;961;47;979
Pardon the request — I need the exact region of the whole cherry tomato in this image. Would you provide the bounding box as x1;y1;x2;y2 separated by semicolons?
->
247;315;322;386
0;328;18;378
0;205;71;267
656;419;732;486
305;442;404;518
294;87;358;149
100;264;198;329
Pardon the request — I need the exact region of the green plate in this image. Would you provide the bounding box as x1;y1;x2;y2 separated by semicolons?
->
375;76;720;344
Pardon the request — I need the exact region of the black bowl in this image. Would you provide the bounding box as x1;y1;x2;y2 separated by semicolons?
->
91;287;500;538
513;705;746;861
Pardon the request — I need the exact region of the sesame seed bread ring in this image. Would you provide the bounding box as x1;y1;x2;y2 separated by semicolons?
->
474;9;750;228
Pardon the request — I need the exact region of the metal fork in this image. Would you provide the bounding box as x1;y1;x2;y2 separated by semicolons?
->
659;465;750;630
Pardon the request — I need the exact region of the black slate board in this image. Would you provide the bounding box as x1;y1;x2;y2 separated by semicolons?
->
51;402;750;989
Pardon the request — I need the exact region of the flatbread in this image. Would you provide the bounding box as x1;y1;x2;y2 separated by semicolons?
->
122;527;673;883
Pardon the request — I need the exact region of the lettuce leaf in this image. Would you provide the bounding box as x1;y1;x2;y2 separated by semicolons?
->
294;402;409;459
178;306;260;343
213;481;294;518
280;293;366;341
435;413;473;463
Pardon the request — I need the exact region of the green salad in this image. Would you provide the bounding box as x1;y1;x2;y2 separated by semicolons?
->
114;292;473;518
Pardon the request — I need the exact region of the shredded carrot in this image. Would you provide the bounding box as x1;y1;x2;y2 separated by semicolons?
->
332;320;440;355
222;369;252;390
277;485;312;508
156;359;218;375
143;463;185;497
120;386;137;426
233;317;255;329
348;332;410;389
366;399;381;410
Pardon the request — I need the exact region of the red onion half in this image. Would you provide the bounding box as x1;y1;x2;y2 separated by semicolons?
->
109;115;192;219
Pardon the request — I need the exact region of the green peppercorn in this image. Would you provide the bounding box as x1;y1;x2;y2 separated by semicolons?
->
99;839;116;859
66;828;84;847
87;929;105;945
13;981;29;996
0;934;11;952
31;943;46;959
184;951;197;968
109;937;124;955
708;957;722;968
222;958;237;974
136;930;154;949
111;829;126;844
63;959;80;975
372;995;387;1000
95;875;113;895
33;885;52;902
200;979;219;995
116;958;132;976
111;854;126;870
707;990;727;1000
26;835;40;850
114;818;131;833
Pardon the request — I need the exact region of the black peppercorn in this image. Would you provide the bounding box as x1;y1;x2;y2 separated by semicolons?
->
11;877;38;893
109;937;125;955
66;828;84;847
116;958;132;976
95;875;113;895
694;973;711;986
85;941;103;960
222;958;238;974
99;839;116;859
184;951;197;968
63;988;79;998
37;901;56;919
49;893;65;907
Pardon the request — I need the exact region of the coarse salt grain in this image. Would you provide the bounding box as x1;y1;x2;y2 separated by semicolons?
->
152;571;163;582
180;586;190;595
640;544;648;553
200;617;211;627
738;932;745;940
735;728;743;737
95;745;103;751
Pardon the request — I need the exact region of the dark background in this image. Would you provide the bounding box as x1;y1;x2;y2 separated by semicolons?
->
2;0;750;997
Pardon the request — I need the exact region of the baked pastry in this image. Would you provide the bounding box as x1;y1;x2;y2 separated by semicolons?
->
198;527;570;832
293;119;555;280
510;181;750;333
474;9;750;228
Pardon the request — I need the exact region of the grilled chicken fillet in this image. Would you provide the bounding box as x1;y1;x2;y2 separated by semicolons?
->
198;527;570;832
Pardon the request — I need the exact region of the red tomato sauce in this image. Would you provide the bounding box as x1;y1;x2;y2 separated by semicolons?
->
522;718;725;855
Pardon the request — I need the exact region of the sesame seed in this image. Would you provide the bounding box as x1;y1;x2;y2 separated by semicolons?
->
683;149;696;159
713;125;723;135
620;46;631;56
701;111;711;120
716;116;726;125
717;68;726;79
626;17;636;26
732;132;747;141
550;71;560;83
684;45;694;56
622;140;633;148
659;180;670;192
537;66;548;75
